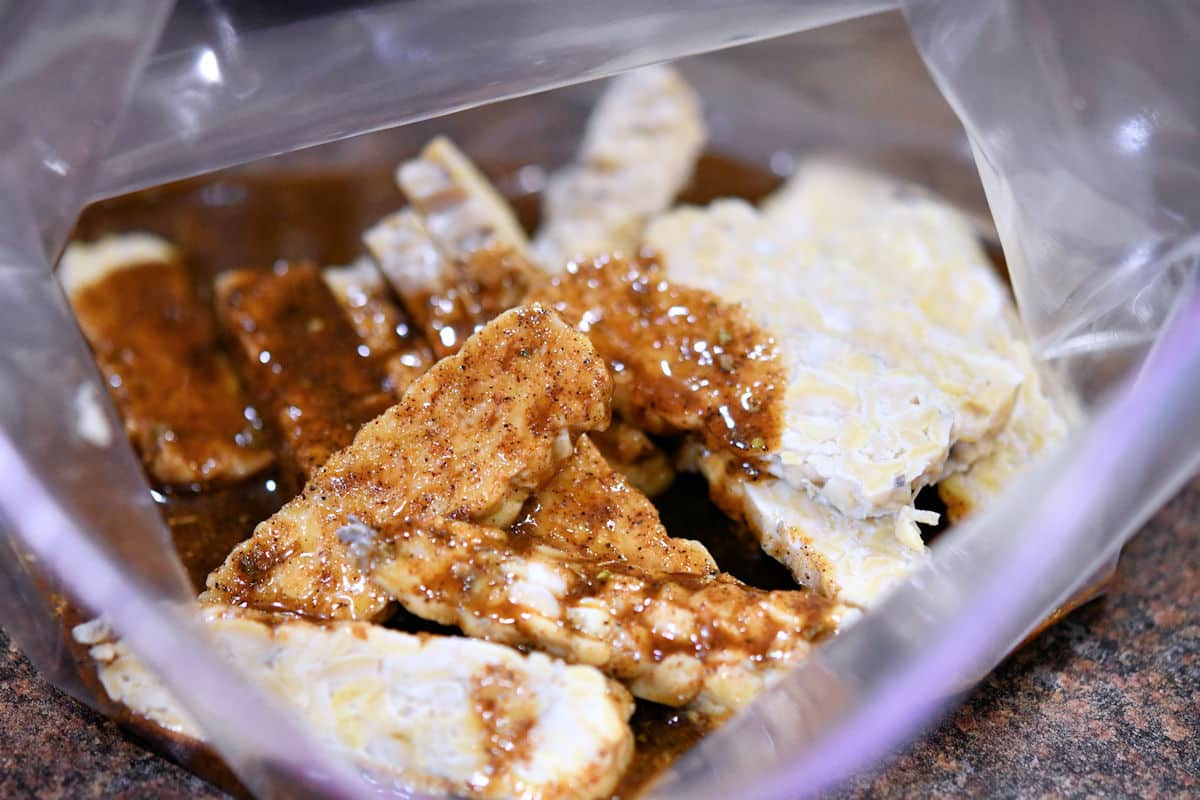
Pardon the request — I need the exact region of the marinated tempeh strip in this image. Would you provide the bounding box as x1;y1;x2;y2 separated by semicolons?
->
529;256;789;460
216;263;395;481
515;436;715;577
397;136;532;261
60;234;273;486
75;609;634;800
534;65;705;269
345;516;845;716
364;209;479;357
397;137;536;326
203;306;612;620
323;257;434;396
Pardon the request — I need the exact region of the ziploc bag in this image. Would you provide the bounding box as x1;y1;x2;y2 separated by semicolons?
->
3;2;1199;799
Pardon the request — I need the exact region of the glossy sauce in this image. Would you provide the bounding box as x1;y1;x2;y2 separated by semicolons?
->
216;262;396;480
531;255;784;458
70;260;274;487
72;155;798;797
323;264;434;396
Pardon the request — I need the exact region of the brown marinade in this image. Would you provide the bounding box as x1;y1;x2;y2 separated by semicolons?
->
530;255;785;457
69;259;274;487
215;262;396;480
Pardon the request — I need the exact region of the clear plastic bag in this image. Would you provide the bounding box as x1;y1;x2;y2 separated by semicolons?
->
2;2;1198;799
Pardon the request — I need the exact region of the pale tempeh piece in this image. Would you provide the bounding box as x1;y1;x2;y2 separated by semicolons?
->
534;65;705;269
762;160;1071;517
397;137;536;324
398;135;532;261
938;346;1071;521
322;257;434;396
344;516;846;716
364;210;479;357
688;444;932;609
761;160;1020;373
202;306;612;620
516;435;715;577
640;200;970;605
74;609;634;800
216;263;396;481
61;234;273;486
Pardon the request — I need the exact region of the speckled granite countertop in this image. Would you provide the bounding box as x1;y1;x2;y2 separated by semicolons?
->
3;480;1197;799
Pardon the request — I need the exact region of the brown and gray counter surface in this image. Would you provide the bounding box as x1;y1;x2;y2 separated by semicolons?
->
2;477;1197;799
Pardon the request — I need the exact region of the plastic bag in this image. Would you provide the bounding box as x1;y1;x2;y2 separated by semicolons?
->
2;3;1198;799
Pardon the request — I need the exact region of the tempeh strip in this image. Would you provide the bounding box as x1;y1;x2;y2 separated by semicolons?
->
60;234;273;486
202;306;612;620
514;436;715;577
529;256;788;460
344;516;845;716
364;209;479;357
75;609;634;800
322;257;433;396
759;160;1073;519
534;65;705;269
216;263;395;480
397;137;536;323
397;136;532;261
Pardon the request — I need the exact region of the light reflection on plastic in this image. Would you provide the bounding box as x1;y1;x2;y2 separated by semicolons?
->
516;164;546;193
43;156;69;177
769;150;796;177
1115;115;1151;154
196;49;221;85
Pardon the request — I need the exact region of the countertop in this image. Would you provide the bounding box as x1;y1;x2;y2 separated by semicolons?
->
2;480;1197;798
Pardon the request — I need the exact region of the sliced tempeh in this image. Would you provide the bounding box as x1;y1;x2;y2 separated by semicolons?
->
74;609;634;800
60;234;273;486
515;435;715;577
760;160;1072;519
687;444;933;609
396;137;536;325
322;256;434;396
202;306;612;620
344;516;845;715
364;209;479;357
398;135;532;261
534;65;705;269
216;263;395;480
